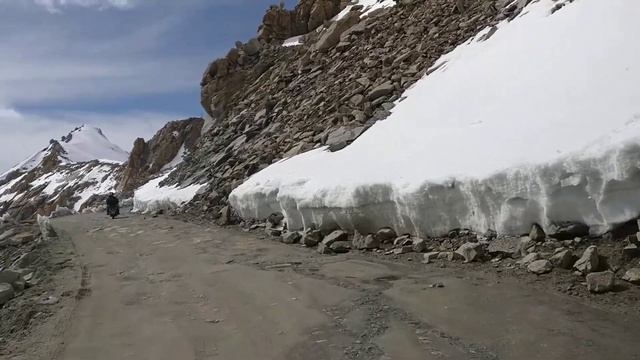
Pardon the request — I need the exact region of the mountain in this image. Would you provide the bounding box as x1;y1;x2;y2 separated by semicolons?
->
0;119;204;220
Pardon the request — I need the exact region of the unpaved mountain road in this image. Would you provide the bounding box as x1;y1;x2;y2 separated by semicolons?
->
10;213;640;360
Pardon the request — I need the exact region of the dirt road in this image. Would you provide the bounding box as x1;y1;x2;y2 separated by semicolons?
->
11;213;640;360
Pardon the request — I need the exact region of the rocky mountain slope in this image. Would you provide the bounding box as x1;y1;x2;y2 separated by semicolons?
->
170;0;519;220
0;119;203;220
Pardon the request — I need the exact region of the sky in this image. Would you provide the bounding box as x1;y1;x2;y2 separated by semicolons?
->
0;0;296;171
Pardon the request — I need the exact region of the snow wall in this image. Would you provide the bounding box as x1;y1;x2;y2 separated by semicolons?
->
132;173;204;214
230;0;640;237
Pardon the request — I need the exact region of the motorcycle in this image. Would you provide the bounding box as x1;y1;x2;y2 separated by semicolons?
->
107;205;120;219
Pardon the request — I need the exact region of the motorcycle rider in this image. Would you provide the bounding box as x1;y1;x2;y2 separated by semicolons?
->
106;193;120;219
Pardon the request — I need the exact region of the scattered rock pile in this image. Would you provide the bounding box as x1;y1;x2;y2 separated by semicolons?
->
247;213;640;295
172;0;522;219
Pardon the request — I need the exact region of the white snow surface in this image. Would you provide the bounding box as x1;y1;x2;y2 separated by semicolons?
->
132;173;204;213
231;0;640;237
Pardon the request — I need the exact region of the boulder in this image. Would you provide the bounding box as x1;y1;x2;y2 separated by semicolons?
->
314;12;361;52
352;231;379;250
281;231;302;244
330;241;351;253
367;81;395;101
303;229;323;247
374;228;397;244
518;236;536;256
487;236;520;257
317;242;332;254
267;212;285;226
455;242;486;263
549;249;575;269
586;271;615;293
529;224;546;242
622;244;640;259
527;260;553;275
411;238;428;253
216;205;232;226
622;268;640;284
517;252;540;266
322;230;348;246
0;283;14;306
393;246;413;255
574;245;599;274
0;270;20;284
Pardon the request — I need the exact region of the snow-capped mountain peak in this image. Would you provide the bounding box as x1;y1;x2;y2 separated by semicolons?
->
57;124;129;164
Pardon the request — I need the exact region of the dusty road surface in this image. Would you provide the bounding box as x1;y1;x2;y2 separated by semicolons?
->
12;213;640;360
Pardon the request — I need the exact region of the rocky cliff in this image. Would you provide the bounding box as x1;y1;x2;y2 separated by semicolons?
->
119;118;204;193
171;0;526;220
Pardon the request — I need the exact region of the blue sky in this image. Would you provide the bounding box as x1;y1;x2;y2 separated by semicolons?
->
0;0;296;171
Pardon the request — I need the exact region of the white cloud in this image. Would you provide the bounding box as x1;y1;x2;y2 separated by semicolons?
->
0;106;186;172
34;0;137;13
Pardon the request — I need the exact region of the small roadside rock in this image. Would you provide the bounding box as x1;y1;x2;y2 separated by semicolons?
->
574;245;599;274
586;270;615;293
527;260;553;275
517;252;540;266
303;229;323;247
374;228;397;244
281;231;301;244
549;249;575;269
455;242;485;263
622;268;640;284
352;231;379;250
38;295;60;305
529;224;546;242
423;252;440;264
329;241;351;253
322;230;348;246
411;238;428;253
430;282;445;288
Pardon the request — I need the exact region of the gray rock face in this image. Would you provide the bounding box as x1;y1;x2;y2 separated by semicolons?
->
574;245;599;274
322;230;348;246
374;228;397;244
455;242;485;263
0;283;14;306
586;271;615;293
549;249;575;269
527;260;553;275
622;268;640;284
281;231;302;244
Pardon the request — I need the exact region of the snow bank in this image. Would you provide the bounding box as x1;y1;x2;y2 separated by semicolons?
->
132;173;204;213
231;0;640;237
282;35;304;47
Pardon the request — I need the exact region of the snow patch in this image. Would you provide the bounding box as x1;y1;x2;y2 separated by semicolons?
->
334;0;396;21
282;35;304;47
132;173;204;213
231;0;640;237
